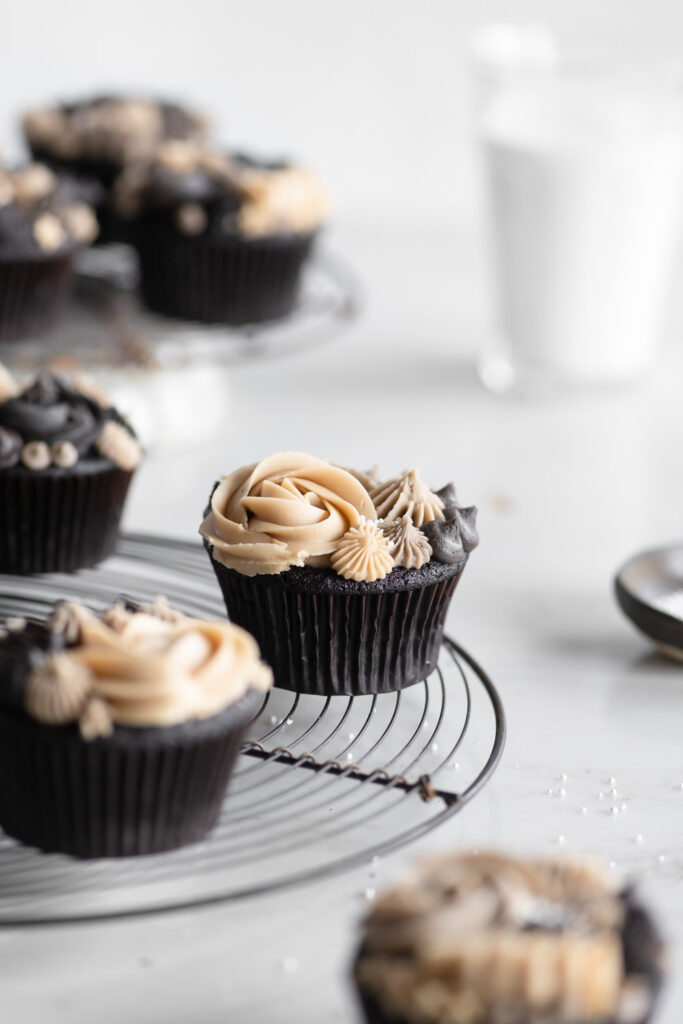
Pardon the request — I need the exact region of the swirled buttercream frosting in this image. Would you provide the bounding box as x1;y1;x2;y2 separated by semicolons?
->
200;452;377;576
371;469;445;528
355;851;665;1024
2;599;271;735
0;366;142;472
202;453;479;581
330;522;394;582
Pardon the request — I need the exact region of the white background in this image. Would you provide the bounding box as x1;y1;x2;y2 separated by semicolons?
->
2;0;683;230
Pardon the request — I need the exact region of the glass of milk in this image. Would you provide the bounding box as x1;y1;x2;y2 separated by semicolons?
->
473;25;683;394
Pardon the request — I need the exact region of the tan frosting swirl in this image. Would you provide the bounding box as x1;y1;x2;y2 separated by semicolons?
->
25;601;272;733
372;469;445;528
380;514;433;570
200;452;377;576
357;852;627;1024
238;166;330;238
330;522;394;582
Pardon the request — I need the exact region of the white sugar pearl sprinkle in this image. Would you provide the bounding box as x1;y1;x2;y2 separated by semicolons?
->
282;958;299;973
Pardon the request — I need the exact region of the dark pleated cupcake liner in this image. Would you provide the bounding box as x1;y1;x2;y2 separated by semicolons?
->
0;694;257;857
0;253;74;341
209;558;464;696
0;462;134;574
134;219;316;325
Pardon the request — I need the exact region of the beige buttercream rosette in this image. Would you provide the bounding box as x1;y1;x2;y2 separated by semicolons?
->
25;599;272;739
200;452;446;583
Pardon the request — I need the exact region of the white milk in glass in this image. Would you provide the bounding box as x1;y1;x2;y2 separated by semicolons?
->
475;33;683;392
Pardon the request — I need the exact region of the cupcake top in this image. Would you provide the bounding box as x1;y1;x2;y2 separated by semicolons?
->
0;597;272;739
23;96;208;169
112;142;329;238
0;365;142;472
0;163;98;258
199;452;478;579
355;851;665;1024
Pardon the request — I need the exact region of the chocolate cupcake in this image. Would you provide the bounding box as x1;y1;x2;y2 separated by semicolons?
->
199;453;478;695
23;96;208;244
0;598;271;856
354;851;667;1024
113;142;329;324
0;365;142;573
0;163;98;339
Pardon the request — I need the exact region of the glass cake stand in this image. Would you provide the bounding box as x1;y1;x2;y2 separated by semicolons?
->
0;245;361;449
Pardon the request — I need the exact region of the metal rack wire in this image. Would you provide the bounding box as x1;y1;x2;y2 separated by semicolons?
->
0;534;505;926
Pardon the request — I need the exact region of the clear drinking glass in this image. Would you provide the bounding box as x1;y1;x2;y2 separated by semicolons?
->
473;25;683;394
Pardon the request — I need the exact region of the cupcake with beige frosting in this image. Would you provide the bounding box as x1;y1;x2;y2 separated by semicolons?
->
354;850;666;1024
200;452;478;695
0;597;271;857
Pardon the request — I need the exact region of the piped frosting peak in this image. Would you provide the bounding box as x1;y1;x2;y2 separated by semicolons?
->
380;514;433;570
371;470;445;528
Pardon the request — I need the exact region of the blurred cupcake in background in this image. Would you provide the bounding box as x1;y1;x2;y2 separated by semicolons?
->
0;365;142;573
113;142;329;324
0;163;98;339
22;95;209;242
354;850;667;1024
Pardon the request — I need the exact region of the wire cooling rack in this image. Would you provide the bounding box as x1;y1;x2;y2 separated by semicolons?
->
0;534;505;926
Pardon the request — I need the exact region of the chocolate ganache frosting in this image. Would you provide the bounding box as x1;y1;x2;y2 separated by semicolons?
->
0;367;142;472
200;452;479;583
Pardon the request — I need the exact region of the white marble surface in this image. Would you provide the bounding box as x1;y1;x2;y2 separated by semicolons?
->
3;223;683;1021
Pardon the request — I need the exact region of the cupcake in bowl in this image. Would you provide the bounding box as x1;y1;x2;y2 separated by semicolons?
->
199;452;478;695
113;142;329;324
0;597;271;856
0;163;98;339
354;851;666;1024
0;365;142;573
